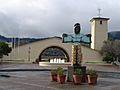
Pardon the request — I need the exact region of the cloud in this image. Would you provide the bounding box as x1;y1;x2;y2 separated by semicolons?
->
0;0;120;38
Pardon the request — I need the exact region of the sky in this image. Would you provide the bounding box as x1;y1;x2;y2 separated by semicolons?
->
0;0;120;38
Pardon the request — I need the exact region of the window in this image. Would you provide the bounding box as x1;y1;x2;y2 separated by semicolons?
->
100;21;102;24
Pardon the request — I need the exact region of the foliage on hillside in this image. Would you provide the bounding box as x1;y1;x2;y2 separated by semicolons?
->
100;40;120;63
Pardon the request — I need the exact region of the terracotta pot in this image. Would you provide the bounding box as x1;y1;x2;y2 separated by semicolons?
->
57;75;66;84
85;74;88;82
73;75;81;85
50;73;57;82
87;75;98;85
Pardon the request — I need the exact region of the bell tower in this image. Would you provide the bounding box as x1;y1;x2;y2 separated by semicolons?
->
90;17;109;50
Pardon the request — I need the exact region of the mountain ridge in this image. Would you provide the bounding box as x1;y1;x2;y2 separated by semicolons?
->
0;31;120;43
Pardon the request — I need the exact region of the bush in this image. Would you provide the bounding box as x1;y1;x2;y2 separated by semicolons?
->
35;58;39;63
74;69;81;75
57;67;64;75
103;55;113;63
86;69;97;76
51;69;57;74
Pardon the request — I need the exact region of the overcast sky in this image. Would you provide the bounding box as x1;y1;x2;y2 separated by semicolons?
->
0;0;120;38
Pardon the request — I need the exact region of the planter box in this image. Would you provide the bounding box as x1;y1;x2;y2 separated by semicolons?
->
73;75;82;85
57;75;66;84
50;73;57;82
87;75;98;85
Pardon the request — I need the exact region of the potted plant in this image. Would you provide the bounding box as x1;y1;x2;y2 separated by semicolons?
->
73;68;82;85
86;69;98;85
50;69;57;82
57;67;66;84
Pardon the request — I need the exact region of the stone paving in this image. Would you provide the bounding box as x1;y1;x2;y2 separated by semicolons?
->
0;71;120;90
0;63;120;72
0;63;120;90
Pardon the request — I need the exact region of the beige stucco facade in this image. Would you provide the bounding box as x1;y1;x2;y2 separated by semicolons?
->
4;17;110;64
3;37;103;63
90;17;109;50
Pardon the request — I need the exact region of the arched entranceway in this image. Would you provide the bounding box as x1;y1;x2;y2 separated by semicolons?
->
39;46;70;62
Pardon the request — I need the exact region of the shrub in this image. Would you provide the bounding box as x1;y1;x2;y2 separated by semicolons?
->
86;69;97;76
35;58;39;63
103;55;113;63
51;69;57;74
57;67;64;75
74;69;81;75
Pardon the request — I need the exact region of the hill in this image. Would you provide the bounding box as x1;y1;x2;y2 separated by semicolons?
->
0;31;120;44
0;35;11;42
108;31;120;40
0;35;41;47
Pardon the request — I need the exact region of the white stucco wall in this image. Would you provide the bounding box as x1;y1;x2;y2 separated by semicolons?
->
3;37;72;63
81;46;102;63
3;37;103;63
91;18;109;50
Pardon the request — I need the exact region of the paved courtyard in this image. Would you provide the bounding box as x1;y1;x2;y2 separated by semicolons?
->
0;71;120;90
0;63;120;72
0;63;120;90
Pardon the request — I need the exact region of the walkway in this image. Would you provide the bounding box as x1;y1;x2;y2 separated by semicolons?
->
0;63;120;90
0;71;120;90
0;63;120;72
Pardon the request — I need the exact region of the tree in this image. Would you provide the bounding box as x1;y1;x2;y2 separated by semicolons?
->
0;42;12;63
100;40;120;63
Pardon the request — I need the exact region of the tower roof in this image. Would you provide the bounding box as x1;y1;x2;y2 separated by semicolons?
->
90;17;110;22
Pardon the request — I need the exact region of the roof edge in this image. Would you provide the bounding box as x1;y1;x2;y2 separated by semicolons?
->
17;36;62;47
90;17;110;22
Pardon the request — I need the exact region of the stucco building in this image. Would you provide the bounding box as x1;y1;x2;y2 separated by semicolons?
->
3;16;109;64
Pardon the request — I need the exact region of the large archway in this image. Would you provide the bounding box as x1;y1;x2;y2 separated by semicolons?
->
39;46;70;62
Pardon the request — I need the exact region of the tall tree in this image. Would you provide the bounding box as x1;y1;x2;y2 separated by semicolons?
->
0;42;12;63
100;40;120;63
